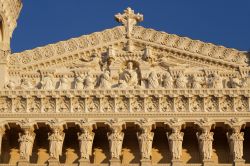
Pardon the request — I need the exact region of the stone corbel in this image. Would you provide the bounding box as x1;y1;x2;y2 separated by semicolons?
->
225;118;245;165
195;118;215;165
135;118;155;166
105;119;125;166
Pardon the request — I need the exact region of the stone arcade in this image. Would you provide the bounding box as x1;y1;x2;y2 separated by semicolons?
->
0;1;250;166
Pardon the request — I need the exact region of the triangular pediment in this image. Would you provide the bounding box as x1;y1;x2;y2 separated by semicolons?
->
6;7;250;90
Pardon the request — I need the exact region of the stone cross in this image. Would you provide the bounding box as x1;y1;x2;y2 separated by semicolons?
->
115;7;143;38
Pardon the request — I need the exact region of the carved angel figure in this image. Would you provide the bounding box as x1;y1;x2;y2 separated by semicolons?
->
78;128;95;159
147;71;159;89
58;75;70;90
74;74;84;89
107;127;124;159
48;128;65;160
207;73;223;89
196;131;214;160
18;129;36;161
163;72;174;88
167;130;184;160
175;73;187;88
40;74;54;90
98;70;111;89
137;127;154;159
20;78;33;90
118;62;139;88
84;75;95;89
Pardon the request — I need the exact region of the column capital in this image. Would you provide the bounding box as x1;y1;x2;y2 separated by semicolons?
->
225;117;245;133
16;119;37;131
165;118;184;132
75;119;96;131
195;118;215;133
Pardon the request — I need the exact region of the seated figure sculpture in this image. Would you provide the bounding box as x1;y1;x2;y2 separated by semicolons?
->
118;62;139;88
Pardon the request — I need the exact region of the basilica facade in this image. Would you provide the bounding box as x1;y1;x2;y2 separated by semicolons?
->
0;1;250;166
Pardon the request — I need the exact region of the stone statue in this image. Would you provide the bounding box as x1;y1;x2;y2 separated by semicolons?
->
84;75;95;89
147;71;159;89
18;129;36;161
107;126;124;159
196;131;214;160
241;76;250;88
98;70;111;89
48;127;65;160
20;78;33;90
163;72;174;88
40;74;54;90
227;131;244;160
228;77;241;88
175;73;187;88
207;73;223;89
58;75;70;90
137;127;154;159
78;128;95;160
190;74;203;89
167;129;184;160
74;74;84;89
118;62;139;88
5;80;16;90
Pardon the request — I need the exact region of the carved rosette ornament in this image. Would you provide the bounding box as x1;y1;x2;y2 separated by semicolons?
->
195;118;214;162
225;118;245;162
106;119;125;160
136;119;155;160
166;119;184;162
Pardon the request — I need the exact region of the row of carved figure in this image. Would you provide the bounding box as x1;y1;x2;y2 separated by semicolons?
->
11;120;245;163
5;63;250;90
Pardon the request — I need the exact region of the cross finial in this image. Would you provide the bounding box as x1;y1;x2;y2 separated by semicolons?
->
115;7;143;38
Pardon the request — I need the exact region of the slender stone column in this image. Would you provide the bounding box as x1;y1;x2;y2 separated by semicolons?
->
195;119;214;166
47;120;65;166
226;118;245;166
77;125;95;166
136;120;154;166
167;119;184;166
106;120;125;166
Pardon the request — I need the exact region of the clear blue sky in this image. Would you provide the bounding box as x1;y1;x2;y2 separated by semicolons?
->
11;0;250;53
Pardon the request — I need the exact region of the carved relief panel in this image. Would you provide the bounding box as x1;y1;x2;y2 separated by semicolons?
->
219;96;233;112
160;96;174;112
27;97;41;113
42;97;56;113
0;97;11;113
86;97;100;113
174;96;188;112
145;96;159;112
101;97;115;113
204;96;219;112
115;97;129;113
13;97;26;113
131;96;144;112
189;96;203;112
71;97;85;113
57;97;70;113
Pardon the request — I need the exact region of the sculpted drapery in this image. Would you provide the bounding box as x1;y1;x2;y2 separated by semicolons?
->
18;129;36;161
167;128;184;160
137;126;154;159
227;131;244;160
78;127;95;160
107;126;124;159
197;131;214;160
48;127;65;160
